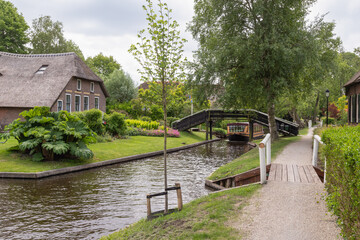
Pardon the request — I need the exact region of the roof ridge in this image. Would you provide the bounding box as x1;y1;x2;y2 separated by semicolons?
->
0;51;76;58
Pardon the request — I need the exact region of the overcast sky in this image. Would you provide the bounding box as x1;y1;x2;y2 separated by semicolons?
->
9;0;360;85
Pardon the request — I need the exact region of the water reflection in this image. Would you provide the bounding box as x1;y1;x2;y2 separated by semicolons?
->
0;140;251;240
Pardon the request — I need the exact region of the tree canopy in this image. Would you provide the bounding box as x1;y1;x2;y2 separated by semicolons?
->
189;0;336;140
105;69;137;103
29;15;84;59
0;0;29;53
85;53;121;78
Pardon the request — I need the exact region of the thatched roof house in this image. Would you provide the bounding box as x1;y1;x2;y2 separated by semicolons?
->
0;51;109;127
344;71;360;123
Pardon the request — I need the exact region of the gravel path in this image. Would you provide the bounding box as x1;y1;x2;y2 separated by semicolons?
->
232;129;342;240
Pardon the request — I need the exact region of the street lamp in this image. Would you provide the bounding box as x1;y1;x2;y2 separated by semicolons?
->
325;89;330;127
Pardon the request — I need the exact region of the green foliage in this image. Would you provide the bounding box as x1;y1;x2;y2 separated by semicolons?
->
77;109;105;135
167;117;179;127
29;16;84;59
322;126;360;239
0;0;29;53
321;116;335;125
85;53;121;77
212;128;227;138
105;69;137;103
104;112;126;137
139;116;152;122
0;107;95;161
125;119;159;130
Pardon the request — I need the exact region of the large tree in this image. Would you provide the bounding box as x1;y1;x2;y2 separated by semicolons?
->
105;69;137;103
129;0;187;212
30;16;84;59
85;53;121;78
189;0;323;141
0;0;29;53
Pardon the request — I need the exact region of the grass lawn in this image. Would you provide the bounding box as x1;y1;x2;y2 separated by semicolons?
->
100;184;260;240
208;128;308;181
0;131;205;173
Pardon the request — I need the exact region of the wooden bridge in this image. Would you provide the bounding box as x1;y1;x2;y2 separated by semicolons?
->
172;109;299;140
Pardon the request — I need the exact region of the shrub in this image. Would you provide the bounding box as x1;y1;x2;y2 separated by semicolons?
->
212;128;227;138
321;117;335;125
167;117;180;127
139;128;180;138
105;112;126;136
80;109;105;135
140;116;152;122
0;107;95;161
322;126;360;239
125;119;159;130
125;127;140;136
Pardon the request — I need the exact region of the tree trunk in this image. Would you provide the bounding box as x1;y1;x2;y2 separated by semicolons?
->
312;91;320;123
267;99;279;142
290;107;305;128
162;80;168;214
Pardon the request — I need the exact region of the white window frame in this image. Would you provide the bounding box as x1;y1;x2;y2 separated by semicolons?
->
77;79;81;91
95;97;99;109
90;82;94;92
84;96;89;111
75;95;81;112
57;100;63;112
65;94;72;112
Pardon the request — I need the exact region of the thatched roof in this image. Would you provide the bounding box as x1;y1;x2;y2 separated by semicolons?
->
344;70;360;88
0;51;109;108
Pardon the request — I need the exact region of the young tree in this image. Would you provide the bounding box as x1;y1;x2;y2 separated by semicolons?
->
105;69;137;103
189;0;325;141
85;53;121;78
0;0;29;53
129;0;187;212
30;16;84;59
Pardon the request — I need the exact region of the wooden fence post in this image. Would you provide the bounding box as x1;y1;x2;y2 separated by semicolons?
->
175;183;183;211
147;194;151;217
266;139;271;165
259;146;266;184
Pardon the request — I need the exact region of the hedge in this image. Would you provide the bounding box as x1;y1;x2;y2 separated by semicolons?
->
125;119;159;130
322;126;360;239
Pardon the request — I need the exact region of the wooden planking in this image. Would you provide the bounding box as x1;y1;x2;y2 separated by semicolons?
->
275;164;282;181
293;165;301;183
287;164;295;182
282;164;288;182
307;165;321;183
268;164;277;181
298;166;308;183
303;165;314;183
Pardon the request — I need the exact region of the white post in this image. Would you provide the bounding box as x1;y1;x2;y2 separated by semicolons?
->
259;134;271;184
259;146;266;184
266;140;271;165
324;156;327;185
308;120;312;128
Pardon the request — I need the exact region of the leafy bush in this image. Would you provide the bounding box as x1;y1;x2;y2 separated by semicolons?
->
212;128;227;138
78;109;105;135
125;119;159;130
322;126;360;239
104;112;126;136
321;117;335;125
125;127;140;136
138;128;180;138
140;116;152;122
0;107;95;161
168;117;180;127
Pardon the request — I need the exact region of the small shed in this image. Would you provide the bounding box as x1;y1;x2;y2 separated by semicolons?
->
344;71;360;123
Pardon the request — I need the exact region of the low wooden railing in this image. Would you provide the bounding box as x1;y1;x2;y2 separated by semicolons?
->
312;135;326;184
259;134;271;184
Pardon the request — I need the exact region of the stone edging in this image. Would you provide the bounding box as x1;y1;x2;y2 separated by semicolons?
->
0;139;220;179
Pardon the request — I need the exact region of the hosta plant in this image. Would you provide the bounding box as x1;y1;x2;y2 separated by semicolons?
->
0;107;96;161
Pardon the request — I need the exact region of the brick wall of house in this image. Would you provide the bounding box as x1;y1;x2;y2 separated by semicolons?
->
50;77;106;113
0;107;31;128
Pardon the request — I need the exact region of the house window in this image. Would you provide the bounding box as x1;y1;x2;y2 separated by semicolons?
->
75;95;81;111
77;79;81;91
351;95;356;123
36;65;49;74
57;100;63;112
90;82;94;92
95;97;99;109
84;96;89;111
66;94;71;112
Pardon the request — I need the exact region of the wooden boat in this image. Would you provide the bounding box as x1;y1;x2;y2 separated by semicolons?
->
227;122;264;142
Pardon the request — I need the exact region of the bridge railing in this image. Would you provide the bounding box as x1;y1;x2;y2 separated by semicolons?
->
259;134;271;184
312;135;326;184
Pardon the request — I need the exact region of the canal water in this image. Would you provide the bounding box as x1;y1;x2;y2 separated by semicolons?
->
0;140;251;240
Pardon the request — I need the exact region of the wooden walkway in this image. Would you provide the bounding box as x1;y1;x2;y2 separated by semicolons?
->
268;163;321;183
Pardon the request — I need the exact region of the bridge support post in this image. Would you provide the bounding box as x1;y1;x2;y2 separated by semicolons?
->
249;120;254;141
205;120;209;140
209;121;213;140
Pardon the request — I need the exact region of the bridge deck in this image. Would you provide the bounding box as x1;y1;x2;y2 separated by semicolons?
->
268;163;321;183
